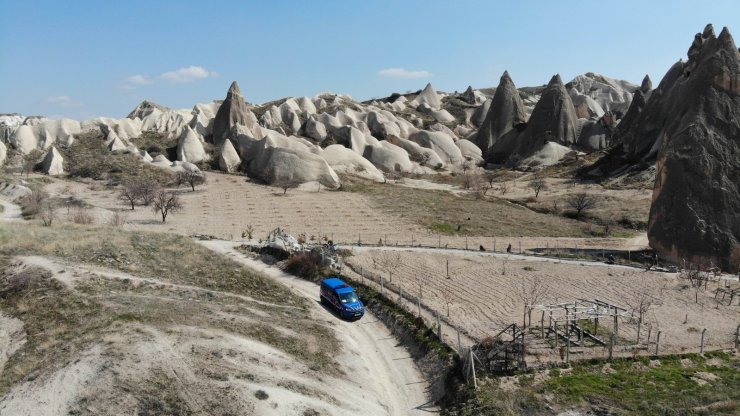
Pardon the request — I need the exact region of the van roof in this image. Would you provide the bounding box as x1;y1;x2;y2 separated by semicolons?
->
322;277;350;290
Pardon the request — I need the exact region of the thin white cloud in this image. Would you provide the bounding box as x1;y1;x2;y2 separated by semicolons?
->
378;68;433;79
46;95;82;107
119;74;154;90
126;75;153;86
160;65;213;83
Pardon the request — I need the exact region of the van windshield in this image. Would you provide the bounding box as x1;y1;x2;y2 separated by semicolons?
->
339;292;359;304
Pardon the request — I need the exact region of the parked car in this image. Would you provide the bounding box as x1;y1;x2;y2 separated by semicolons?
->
319;276;365;320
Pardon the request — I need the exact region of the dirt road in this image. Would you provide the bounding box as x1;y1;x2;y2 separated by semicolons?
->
199;240;439;415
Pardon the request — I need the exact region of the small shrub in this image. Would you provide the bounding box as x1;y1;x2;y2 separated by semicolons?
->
254;390;269;400
284;252;322;280
71;207;94;225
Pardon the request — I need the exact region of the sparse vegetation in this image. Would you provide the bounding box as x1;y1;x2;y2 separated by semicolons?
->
152;189;182;222
566;192;598;217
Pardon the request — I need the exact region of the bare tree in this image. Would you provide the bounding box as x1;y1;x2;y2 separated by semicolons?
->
515;275;551;328
485;171;497;190
499;181;510;195
372;250;403;283
440;286;455;317
680;260;714;303
566;192;597;217
152;190;183;223
529;178;548;199
471;174;489;198
624;273;664;343
241;225;256;240
119;182;140;210
276;178;300;195
176;170;206;192
137;181;159;206
39;200;55;226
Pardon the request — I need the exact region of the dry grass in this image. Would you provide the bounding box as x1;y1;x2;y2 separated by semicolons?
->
341;176;592;237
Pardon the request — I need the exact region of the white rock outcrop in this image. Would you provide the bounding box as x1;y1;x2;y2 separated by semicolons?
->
219;139;241;173
41;146;64;175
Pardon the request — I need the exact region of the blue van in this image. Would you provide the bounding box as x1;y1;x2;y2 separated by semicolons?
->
320;277;365;320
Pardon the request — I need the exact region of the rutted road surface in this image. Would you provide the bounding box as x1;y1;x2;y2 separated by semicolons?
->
200;240;439;415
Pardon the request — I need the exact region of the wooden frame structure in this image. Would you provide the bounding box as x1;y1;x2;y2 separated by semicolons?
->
472;323;526;373
527;299;631;347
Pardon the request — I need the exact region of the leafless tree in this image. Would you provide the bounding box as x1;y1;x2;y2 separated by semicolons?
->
242;225;255;239
499;181;510;195
372;250;403;283
624;273;664;343
39;200;55;226
440;286;455;317
515;275;551;328
137;181;159;206
529;178;548;199
484;171;497;190
566;192;597;217
680;260;715;303
119;182;140;210
276;178;300;195
471;174;489;198
152;190;183;223
176;170;206;192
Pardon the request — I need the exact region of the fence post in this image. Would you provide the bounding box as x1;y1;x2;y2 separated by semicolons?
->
566;336;570;364
519;240;522;254
655;331;661;356
446;260;449;278
380;276;384;296
540;311;545;338
608;333;615;360
457;330;462;354
470;349;477;389
417;296;421;318
465;236;468;250
494;238;496;252
735;324;740;350
647;326;652;345
700;328;707;354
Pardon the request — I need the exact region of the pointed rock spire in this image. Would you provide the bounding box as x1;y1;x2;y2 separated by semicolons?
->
461;86;476;104
411;83;441;109
640;75;652;93
212;81;259;145
475;71;527;158
644;23;740;271
177;126;208;163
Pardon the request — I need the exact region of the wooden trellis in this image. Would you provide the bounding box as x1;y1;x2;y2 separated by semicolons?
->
528;299;631;347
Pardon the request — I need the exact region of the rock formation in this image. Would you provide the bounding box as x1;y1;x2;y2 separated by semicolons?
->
648;24;740;270
41;146;64;175
475;71;527;158
127;100;169;119
212;81;259;145
640;75;653;93
218;139;241;173
176;126;208;164
410;83;441;109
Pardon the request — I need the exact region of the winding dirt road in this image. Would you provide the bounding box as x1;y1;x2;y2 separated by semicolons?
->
199;240;439;415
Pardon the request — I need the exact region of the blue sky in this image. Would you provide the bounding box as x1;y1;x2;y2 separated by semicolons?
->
1;0;738;119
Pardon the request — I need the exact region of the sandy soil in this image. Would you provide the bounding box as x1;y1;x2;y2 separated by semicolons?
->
0;250;436;415
41;173;652;253
345;247;740;359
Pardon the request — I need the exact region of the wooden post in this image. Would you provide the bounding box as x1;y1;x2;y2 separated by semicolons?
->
566;335;570;364
417;295;421;318
470;349;477;389
519;240;522;254
700;328;707;354
465;236;468;250
494;238;496;252
523;305;528;329
647;326;652;345
457;330;462;354
554;322;559;348
358;233;361;245
655;331;661;356
614;314;619;336
446;260;449;278
609;333;615;360
380;276;384;296
735;324;740;350
540;311;545;338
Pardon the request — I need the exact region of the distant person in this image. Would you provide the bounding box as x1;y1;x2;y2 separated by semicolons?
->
507;244;512;253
